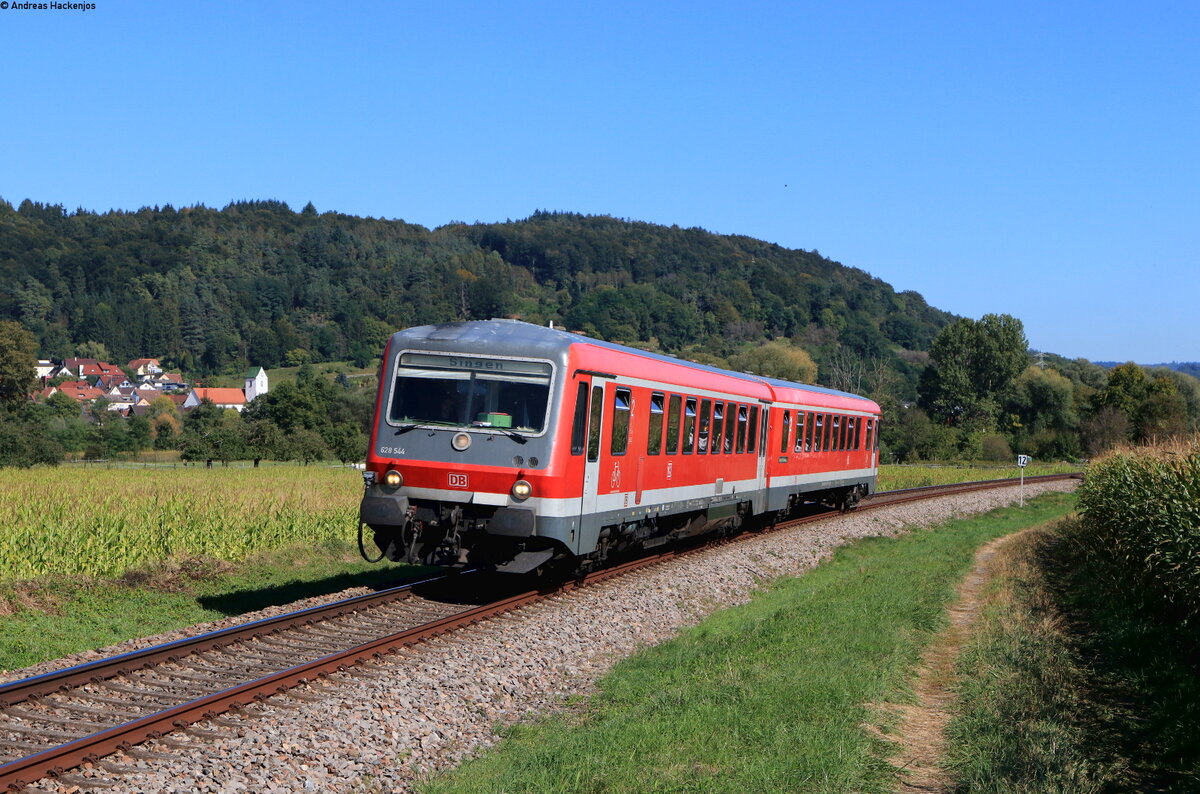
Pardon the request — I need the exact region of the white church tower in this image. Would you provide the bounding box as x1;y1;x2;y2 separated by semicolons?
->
245;367;269;402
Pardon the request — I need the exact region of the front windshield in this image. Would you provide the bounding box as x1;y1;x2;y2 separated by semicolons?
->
387;354;553;433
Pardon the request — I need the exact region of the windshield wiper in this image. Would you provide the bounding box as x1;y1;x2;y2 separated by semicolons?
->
495;428;528;444
393;424;419;436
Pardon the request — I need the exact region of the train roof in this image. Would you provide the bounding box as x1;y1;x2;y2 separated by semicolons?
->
390;320;879;412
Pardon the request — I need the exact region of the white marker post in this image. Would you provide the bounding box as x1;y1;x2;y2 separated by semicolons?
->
1016;454;1031;506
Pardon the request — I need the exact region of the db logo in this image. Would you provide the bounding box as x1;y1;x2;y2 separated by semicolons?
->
448;473;469;489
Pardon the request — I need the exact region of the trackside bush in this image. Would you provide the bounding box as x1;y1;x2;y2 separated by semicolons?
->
1077;440;1200;621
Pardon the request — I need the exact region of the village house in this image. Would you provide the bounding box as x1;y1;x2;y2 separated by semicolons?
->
182;369;269;413
183;387;247;412
126;358;163;377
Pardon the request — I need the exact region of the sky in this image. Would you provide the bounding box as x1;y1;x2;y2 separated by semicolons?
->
1;1;1196;363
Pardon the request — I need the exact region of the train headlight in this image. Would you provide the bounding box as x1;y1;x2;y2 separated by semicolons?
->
452;432;472;451
384;469;403;488
511;479;533;501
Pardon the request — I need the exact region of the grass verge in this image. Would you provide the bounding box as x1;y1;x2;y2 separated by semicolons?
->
0;540;429;672
944;517;1200;792
418;491;1078;794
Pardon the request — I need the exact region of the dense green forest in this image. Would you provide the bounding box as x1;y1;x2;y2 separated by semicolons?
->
1;197;1196;467
0;199;950;395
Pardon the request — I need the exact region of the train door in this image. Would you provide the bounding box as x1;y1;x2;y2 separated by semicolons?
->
581;380;605;527
753;406;769;512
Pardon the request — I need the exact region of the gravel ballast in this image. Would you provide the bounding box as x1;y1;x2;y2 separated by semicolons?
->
21;481;1075;793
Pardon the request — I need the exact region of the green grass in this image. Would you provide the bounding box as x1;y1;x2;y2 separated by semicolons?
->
203;360;377;389
0;539;430;672
877;461;1080;491
418;492;1078;794
945;515;1200;792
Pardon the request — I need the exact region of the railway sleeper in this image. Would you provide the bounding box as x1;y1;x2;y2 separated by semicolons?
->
0;720;85;742
119;677;212;698
2;705;110;732
39;700;144;721
96;680;189;704
53;772;118;790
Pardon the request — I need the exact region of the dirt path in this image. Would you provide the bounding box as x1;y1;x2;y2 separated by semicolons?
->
880;528;1031;793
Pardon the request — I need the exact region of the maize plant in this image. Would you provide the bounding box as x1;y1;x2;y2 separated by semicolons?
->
1077;439;1200;621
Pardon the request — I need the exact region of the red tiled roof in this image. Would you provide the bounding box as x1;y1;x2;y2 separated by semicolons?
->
57;382;105;401
191;387;246;405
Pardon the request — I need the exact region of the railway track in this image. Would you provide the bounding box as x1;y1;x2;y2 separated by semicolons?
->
0;473;1077;791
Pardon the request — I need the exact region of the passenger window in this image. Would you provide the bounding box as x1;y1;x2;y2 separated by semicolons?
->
699;399;712;453
736;405;748;453
666;394;682;454
587;385;603;462
748;406;759;454
875;419;882;450
648;393;664;455
864;418;873;451
833;415;842;451
795;411;806;453
683;397;697;454
712;402;725;454
571;382;589;456
610;387;631;456
724;404;735;453
781;409;791;454
850;417;859;450
813;414;824;452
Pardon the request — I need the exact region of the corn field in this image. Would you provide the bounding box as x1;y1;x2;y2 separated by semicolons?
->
1077;438;1200;620
0;466;360;582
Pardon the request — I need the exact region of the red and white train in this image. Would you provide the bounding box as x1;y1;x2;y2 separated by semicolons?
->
360;320;881;573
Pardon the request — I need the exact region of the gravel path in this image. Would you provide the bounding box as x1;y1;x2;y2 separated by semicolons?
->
23;481;1075;794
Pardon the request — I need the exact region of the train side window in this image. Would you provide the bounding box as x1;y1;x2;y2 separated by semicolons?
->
780;409;791;454
725;404;736;453
851;417;859;450
864;418;873;451
570;382;589;455
586;385;603;462
794;411;806;453
813;413;823;452
804;411;814;452
698;399;712;453
845;415;854;450
712;402;725;454
836;415;845;451
735;405;748;453
875;418;882;450
666;394;682;454
610;387;631;456
748;405;759;454
647;393;665;455
825;413;833;451
683;397;697;454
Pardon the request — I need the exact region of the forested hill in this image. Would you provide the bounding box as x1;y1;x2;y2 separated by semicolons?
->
0;199;954;390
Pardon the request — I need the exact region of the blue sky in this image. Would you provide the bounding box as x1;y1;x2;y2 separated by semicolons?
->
2;1;1196;362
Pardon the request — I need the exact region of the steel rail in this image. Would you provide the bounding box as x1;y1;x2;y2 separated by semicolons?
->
0;569;464;711
0;472;1079;791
